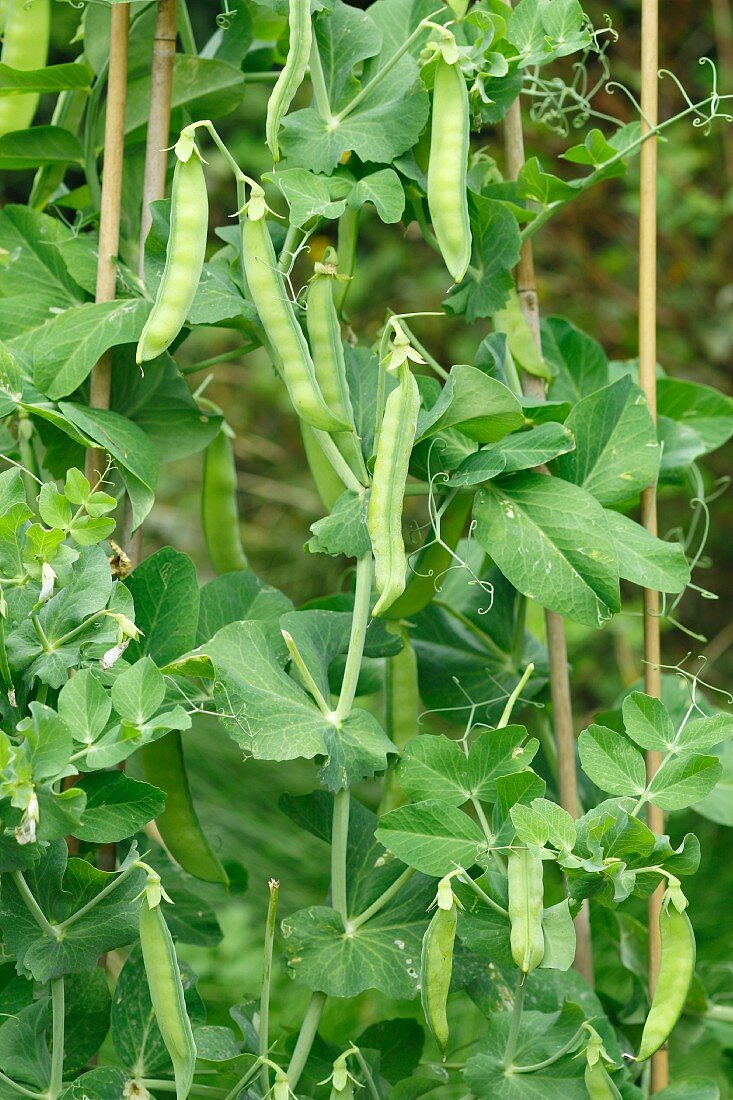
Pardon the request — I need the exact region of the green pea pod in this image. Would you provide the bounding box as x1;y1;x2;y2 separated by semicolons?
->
508;846;545;974
0;0;51;137
141;733;229;886
383;492;473;620
368;365;421;617
420;900;457;1054
306;251;367;481
637;903;695;1061
427;56;472;284
379;626;419;813
202;428;248;574
301;421;345;510
139;894;197;1100
243;208;348;433
584;1061;623;1099
137;153;208;365
265;0;311;162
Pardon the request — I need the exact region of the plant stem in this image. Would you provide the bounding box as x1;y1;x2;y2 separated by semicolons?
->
349;866;415;931
335;207;359;316
497;663;534;729
309;34;332;120
312;429;367;494
0;1069;44;1100
512;1024;585;1072
459;873;509;918
331;789;350;923
176;0;197;55
282;630;332;715
335;554;374;721
55;860;140;932
502;971;527;1070
49;979;65;1099
260;880;280;1096
86;1;129;484
350;1046;381;1100
278;225;302;272
287;990;327;1090
180;343;259;375
11;872;60;940
30;612;52;653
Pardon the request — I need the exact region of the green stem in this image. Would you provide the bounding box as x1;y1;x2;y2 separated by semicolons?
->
390;315;449;381
287;991;328;1090
497;663;534;729
511;596;527;667
0;615;13;690
350;1046;381;1100
312;429;367;494
55;860;140;932
30;612;52;653
278;225;302;272
282;630;332;715
0;1069;44;1100
512;1024;585;1073
331;788;350;922
334;207;359;316
459;872;508;918
335;555;374;720
260;880;280;1097
49;979;65;1099
138;1084;226;1098
309;34;332;120
54;610;106;649
11;872;60;940
334;9;444;124
502;972;527;1070
180;343;259;375
177;0;197;55
349;866;415;931
471;797;494;847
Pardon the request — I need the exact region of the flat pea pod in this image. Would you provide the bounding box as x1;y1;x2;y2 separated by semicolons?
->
141;732;229;886
136;153;208;365
379;625;419;813
243;205;348;433
427;55;471;284
584;1061;622;1099
301;421;344;509
306;250;366;481
637;903;695;1061
508;846;544;974
265;0;311;162
139;894;197;1099
202;428;248;574
383;492;473;619
367;365;421;617
420;899;457;1054
0;0;51;137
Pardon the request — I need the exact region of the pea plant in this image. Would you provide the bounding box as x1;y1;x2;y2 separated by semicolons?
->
0;1;732;1099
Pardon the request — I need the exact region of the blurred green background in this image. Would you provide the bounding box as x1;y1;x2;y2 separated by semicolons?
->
3;0;733;1081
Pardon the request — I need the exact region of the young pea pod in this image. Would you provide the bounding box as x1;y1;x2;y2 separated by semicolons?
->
242;196;348;433
427;52;472;284
306;251;366;481
420;879;458;1055
141;733;229;886
507;846;545;974
379;627;419;813
637;896;695;1061
0;0;51;137
139;890;197;1099
265;0;312;162
367;364;421;617
584;1060;623;1099
202;428;248;574
136;150;208;365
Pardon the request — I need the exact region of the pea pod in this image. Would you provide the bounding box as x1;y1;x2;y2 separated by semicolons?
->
427;54;471;284
379;626;419;813
306;250;367;481
0;0;51;138
136;152;208;365
265;0;311;162
367;364;421;617
141;733;229;886
139;893;197;1099
202;428;248;574
243;199;348;433
420;885;457;1054
507;846;545;974
384;492;473;619
637;900;695;1061
584;1060;622;1099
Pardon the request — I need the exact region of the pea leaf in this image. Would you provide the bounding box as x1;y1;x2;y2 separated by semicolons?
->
72;772;165;843
447;422;575;486
472;473;620;627
578;724;647;797
656;378;733;456
417;365;524;444
647;754;722;812
197;570;293;645
444;196;521;321
376;799;487;876
307;490;371;558
126;547;200;666
604;510;690;593
543;316;608;402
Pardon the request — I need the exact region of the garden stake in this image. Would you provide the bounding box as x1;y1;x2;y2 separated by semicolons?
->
638;0;667;1090
500;0;593;988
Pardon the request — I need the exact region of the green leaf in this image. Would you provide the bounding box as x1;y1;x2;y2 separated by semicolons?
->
111;657;166;725
447;422;575;486
126;547;200;666
656;378;733;456
18;702;72;783
554;376;659;504
578;724;647;797
444;195;521;321
540;899;576;970
472;473;620;627
622;692;674;752
0;998;50;1091
416;365;524;444
0;62;93;94
647;754;722;812
678;713;733;753
0;126;83;170
517;157;575;205
63;969;111;1076
543;316;608;403
124;56;245;135
275;168;347;227
351;169;405;222
73;772;165;843
307;490;371;558
196;570;293;645
376;799;486;876
58;670;111;747
694;742;733;826
396;735;472;806
562;127;620;167
604;509;690;593
60;1068;131;1100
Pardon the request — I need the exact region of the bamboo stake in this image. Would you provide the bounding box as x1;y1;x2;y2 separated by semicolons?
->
711;0;733;177
501;7;594;987
139;0;178;272
85;4;130;484
638;0;667;1092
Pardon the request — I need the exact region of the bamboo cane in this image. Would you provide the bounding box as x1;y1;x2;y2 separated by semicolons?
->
638;0;668;1091
501;8;594;987
85;4;130;484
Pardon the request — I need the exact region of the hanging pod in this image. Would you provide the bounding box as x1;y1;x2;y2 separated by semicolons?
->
637;899;695;1061
427;54;472;284
265;0;312;162
202;427;248;575
420;883;458;1054
0;0;51;137
507;846;545;974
